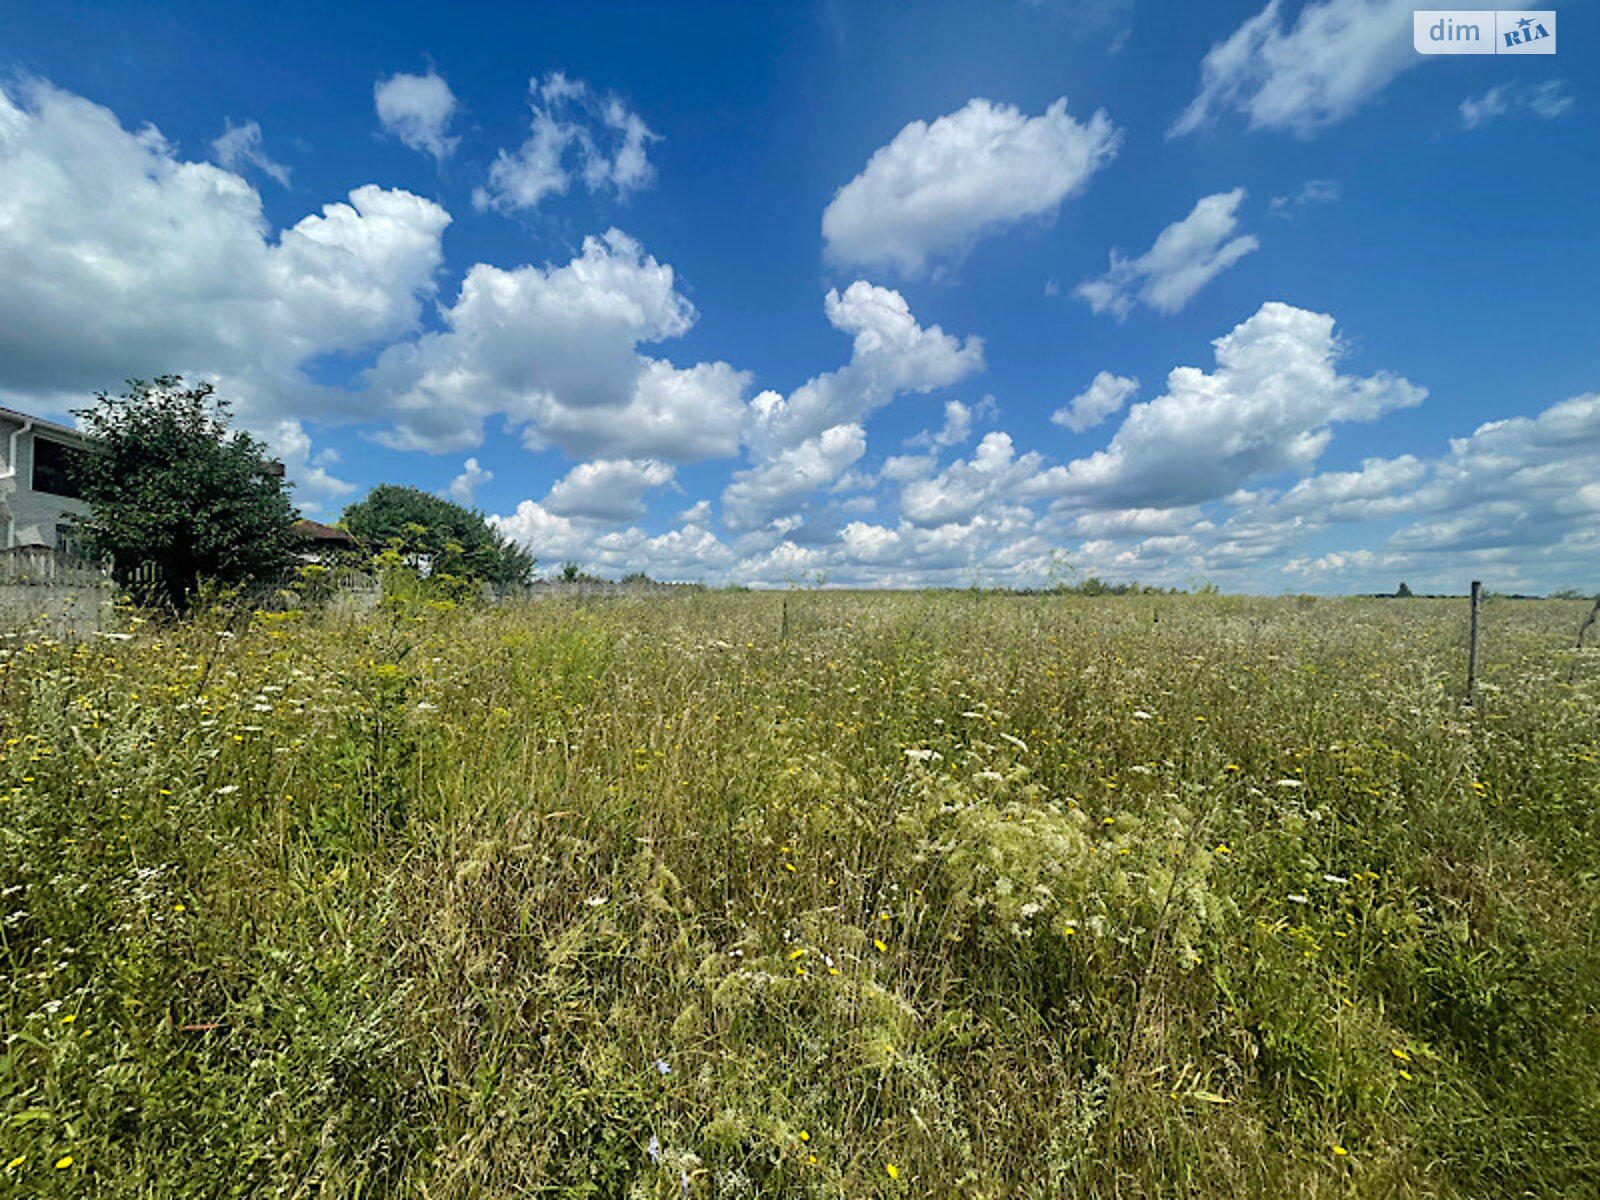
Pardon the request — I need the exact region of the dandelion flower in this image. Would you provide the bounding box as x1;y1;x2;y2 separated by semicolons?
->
61;1014;76;1024
7;1155;24;1169
798;1130;810;1142
1391;1048;1412;1063
1333;1146;1348;1157
874;939;888;953
55;1155;73;1169
886;1163;899;1179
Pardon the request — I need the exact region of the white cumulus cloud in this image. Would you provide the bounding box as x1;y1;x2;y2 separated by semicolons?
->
722;423;868;532
259;419;357;514
1034;301;1426;509
447;457;493;505
822;97;1120;277
543;458;676;524
0;78;449;419
721;282;983;534
1052;371;1138;432
474;72;657;214
1076;189;1258;318
375;70;459;162
365;229;748;461
900;432;1044;527
747;281;983;455
492;500;735;581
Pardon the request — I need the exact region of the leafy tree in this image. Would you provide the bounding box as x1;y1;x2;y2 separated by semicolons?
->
71;377;299;611
1396;581;1414;598
342;484;534;587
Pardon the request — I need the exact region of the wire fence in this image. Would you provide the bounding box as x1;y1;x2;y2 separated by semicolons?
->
2;546;727;623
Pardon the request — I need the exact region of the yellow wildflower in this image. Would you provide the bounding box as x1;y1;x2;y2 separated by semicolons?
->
886;1163;899;1179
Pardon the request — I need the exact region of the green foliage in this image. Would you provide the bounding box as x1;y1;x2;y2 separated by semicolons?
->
70;377;299;611
2;594;1597;1197
342;484;534;587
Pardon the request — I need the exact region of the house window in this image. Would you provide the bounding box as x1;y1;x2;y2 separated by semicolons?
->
56;523;86;557
32;437;86;499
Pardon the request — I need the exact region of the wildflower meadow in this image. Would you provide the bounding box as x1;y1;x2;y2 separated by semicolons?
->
2;591;1597;1197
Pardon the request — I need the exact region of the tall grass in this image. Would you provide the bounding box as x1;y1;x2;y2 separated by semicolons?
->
2;592;1597;1197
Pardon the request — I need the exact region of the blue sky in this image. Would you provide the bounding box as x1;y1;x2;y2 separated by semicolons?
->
1;0;1595;591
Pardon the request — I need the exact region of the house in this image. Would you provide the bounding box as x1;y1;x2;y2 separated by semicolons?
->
0;407;95;553
292;518;362;562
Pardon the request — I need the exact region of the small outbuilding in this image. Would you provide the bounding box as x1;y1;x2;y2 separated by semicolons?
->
292;518;362;562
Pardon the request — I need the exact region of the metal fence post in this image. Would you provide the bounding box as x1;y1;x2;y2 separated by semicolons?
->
1466;580;1482;705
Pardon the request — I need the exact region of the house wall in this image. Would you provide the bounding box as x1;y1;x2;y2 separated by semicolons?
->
0;415;92;549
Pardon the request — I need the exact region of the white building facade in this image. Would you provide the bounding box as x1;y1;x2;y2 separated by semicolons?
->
0;407;94;551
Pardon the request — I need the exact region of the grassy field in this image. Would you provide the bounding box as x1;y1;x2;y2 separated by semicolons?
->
2;590;1598;1198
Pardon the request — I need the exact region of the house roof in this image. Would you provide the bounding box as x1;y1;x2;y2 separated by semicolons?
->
293;518;360;547
0;406;91;444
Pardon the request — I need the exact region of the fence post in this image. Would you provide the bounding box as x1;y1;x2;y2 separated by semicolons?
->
1577;594;1600;650
1465;580;1482;706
